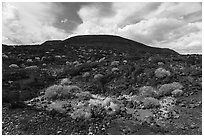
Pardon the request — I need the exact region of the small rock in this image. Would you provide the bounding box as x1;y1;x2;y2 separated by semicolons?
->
111;61;120;66
190;123;197;129
27;59;33;62
35;57;40;60
2;54;9;58
82;72;90;78
94;74;104;80
57;131;62;134
189;104;196;108
9;64;19;68
25;65;39;70
111;67;119;72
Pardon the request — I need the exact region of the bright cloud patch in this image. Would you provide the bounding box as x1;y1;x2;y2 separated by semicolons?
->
2;2;69;45
2;2;202;54
75;2;202;54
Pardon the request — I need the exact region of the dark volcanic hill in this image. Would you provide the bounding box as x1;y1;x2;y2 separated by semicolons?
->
39;35;178;56
63;35;178;55
3;35;178;56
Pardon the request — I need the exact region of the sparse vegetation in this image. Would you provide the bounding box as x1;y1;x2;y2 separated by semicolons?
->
2;35;202;135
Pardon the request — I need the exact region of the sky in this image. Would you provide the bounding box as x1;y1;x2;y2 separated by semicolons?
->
2;2;202;54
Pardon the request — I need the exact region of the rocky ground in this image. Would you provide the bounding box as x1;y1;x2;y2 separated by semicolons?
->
2;41;202;135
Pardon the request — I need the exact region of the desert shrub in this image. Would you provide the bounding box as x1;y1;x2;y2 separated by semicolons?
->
60;85;82;99
155;68;171;78
148;55;166;64
45;85;82;100
105;102;120;116
142;97;160;109
47;66;64;77
71;106;92;120
138;86;157;98
157;82;183;97
171;89;183;97
47;100;68;113
102;97;112;107
60;78;71;85
45;85;63;100
159;97;176;111
76;91;92;100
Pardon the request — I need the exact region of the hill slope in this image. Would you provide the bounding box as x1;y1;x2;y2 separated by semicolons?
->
62;35;178;55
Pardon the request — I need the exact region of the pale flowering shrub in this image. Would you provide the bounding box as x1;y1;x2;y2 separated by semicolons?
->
45;85;63;100
44;84;82;100
138;86;157;98
60;85;82;99
70;106;92;120
60;78;71;85
155;68;171;78
142;97;160;109
47;100;68;113
157;82;183;97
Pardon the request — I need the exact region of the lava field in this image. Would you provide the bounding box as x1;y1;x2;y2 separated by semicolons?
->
2;35;202;135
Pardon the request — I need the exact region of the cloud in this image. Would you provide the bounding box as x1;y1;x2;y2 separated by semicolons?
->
2;2;69;45
75;2;202;54
61;18;68;23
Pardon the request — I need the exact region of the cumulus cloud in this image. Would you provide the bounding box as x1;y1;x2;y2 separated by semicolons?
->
2;2;69;45
74;2;202;54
